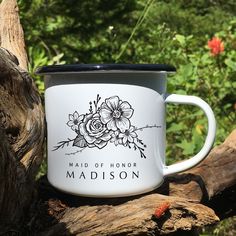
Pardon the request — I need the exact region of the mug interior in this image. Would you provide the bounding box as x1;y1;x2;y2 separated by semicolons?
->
44;72;168;94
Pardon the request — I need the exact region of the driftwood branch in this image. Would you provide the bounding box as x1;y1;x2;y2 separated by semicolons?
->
0;0;28;70
34;194;218;236
32;192;218;236
0;46;45;233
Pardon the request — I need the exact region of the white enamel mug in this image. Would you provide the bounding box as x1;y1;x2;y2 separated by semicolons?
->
37;64;216;197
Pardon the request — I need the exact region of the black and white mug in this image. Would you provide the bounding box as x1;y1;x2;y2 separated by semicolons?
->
37;64;216;197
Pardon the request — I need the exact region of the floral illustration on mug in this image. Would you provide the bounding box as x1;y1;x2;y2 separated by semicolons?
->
53;95;160;158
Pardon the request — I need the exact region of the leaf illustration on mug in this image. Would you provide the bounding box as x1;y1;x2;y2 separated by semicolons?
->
53;95;161;158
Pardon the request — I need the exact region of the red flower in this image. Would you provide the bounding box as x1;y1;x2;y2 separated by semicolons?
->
208;37;224;56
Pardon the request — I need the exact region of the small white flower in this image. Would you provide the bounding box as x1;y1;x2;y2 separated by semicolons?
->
67;111;84;131
119;126;137;145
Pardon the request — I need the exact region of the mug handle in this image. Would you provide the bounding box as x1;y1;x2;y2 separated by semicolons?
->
163;94;216;176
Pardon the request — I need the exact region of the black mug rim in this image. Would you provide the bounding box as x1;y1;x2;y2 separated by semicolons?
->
36;63;176;74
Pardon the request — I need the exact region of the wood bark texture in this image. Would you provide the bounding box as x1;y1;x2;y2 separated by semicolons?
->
0;0;28;70
32;192;218;236
0;9;44;232
33;194;219;236
0;3;44;233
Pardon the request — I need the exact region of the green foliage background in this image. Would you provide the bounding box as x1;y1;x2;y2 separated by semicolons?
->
18;0;236;235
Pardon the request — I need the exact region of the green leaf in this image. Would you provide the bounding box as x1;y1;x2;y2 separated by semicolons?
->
167;123;185;133
176;140;195;155
175;34;186;46
182;63;193;77
225;58;236;71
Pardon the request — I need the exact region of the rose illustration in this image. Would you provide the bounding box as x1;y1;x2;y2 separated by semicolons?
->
79;113;111;149
99;96;134;133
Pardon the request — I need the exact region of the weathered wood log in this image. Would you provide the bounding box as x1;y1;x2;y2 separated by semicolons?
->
0;0;28;70
0;46;44;175
0;46;45;233
33;194;218;236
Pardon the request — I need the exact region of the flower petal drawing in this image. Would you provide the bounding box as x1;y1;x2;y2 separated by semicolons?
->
106;119;117;131
130;132;138;138
100;132;112;141
99;108;113;124
94;140;108;149
73;111;79;119
105;96;119;110
123;136;128;144
119;101;134;118
67;120;75;127
110;131;122;146
79;122;97;144
116;117;130;133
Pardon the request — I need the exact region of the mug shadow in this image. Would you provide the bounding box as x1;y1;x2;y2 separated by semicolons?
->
37;172;209;206
37;175;153;207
